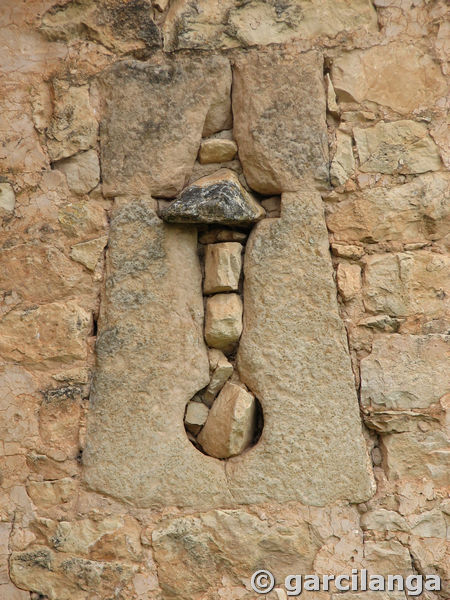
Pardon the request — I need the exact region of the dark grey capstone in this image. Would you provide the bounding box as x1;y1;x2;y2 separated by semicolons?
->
160;180;265;226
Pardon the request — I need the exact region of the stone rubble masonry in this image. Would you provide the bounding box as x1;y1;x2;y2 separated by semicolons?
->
197;382;256;459
204;293;243;353
184;401;209;435
199;138;237;164
0;183;15;214
203;242;242;294
202;348;233;406
54;149;100;195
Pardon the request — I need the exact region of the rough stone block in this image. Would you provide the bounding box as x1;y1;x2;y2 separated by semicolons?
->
197;382;255;458
55;149;100;195
203;242;242;294
199;138;237;164
0;183;15;213
202;348;233;405
336;263;361;301
233;48;328;193
204;293;243;353
184;401;209;435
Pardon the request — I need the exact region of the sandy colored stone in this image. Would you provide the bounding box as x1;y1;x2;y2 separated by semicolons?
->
26;478;76;508
381;429;449;487
0;301;91;367
202;348;233;406
70;236;108;271
198;382;255;458
204;293;243;353
41;0;161;54
46;81;98;161
233;48;328;193
83;200;232;508
354;121;442;174
54;150;100;195
331;243;364;260
57;200;107;239
331;44;448;114
361;509;409;533
99;55;231;197
204;242;242;294
39;386;82;460
230;191;374;505
0;183;15;213
363;540;412;576
330;131;355;186
160;169;265;226
336;263;361;301
361;335;450;413
184;401;209;435
199;139;237;164
199;228;248;244
163;0;377;51
326;173;450;243
363;251;449;319
152;508;320;599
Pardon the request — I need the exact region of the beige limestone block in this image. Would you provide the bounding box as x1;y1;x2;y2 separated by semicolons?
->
184;401;209;435
381;429;449;487
152;509;320;598
361;335;450;412
203;348;233;405
231;191;374;505
330;131;355;186
204;293;243;353
99;55;231;197
198;382;255;458
233;48;328;193
26;478;76;508
83;200;232;508
199;228;247;244
199;138;237;164
0;183;15;213
354;121;442;174
55;149;100;195
360;509;409;533
363;251;450;318
163;0;377;51
326;173;450;243
70;236;108;271
331;44;448;114
204;242;242;294
46;81;98;161
0;301;91;367
331;243;364;260
336;263;361;301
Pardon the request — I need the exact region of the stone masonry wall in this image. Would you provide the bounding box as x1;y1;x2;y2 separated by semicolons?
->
0;1;448;599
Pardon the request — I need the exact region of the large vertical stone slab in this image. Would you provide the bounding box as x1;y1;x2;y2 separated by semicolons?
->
99;55;231;198
232;191;375;506
232;48;328;194
83;199;232;508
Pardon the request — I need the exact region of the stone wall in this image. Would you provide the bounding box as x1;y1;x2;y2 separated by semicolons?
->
0;1;448;599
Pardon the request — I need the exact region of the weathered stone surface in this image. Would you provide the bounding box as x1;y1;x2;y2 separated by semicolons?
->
204;293;243;353
204;242;242;294
152;508;320;599
70;236;108;271
54;149;100;195
326;173;450;243
0;301;91;367
331;44;448;114
336;263;361;301
0;183;15;214
163;0;377;51
231;191;374;505
202;348;233;405
46;81;98;161
361;335;449;412
330;131;355;186
199;138;237;164
39;386;82;460
199;228;248;244
99;56;231;197
381;429;449;487
26;478;76;508
233;48;328;193
41;0;161;53
160;169;265;226
354;121;442;174
198;382;255;458
184;401;209;435
83;200;232;508
361;509;409;533
363;252;449;319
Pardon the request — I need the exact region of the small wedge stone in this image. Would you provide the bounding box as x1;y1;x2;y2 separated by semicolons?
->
198;382;256;458
199;139;237;164
205;293;243;353
185;401;209;435
203;348;233;406
0;183;15;213
204;242;242;294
